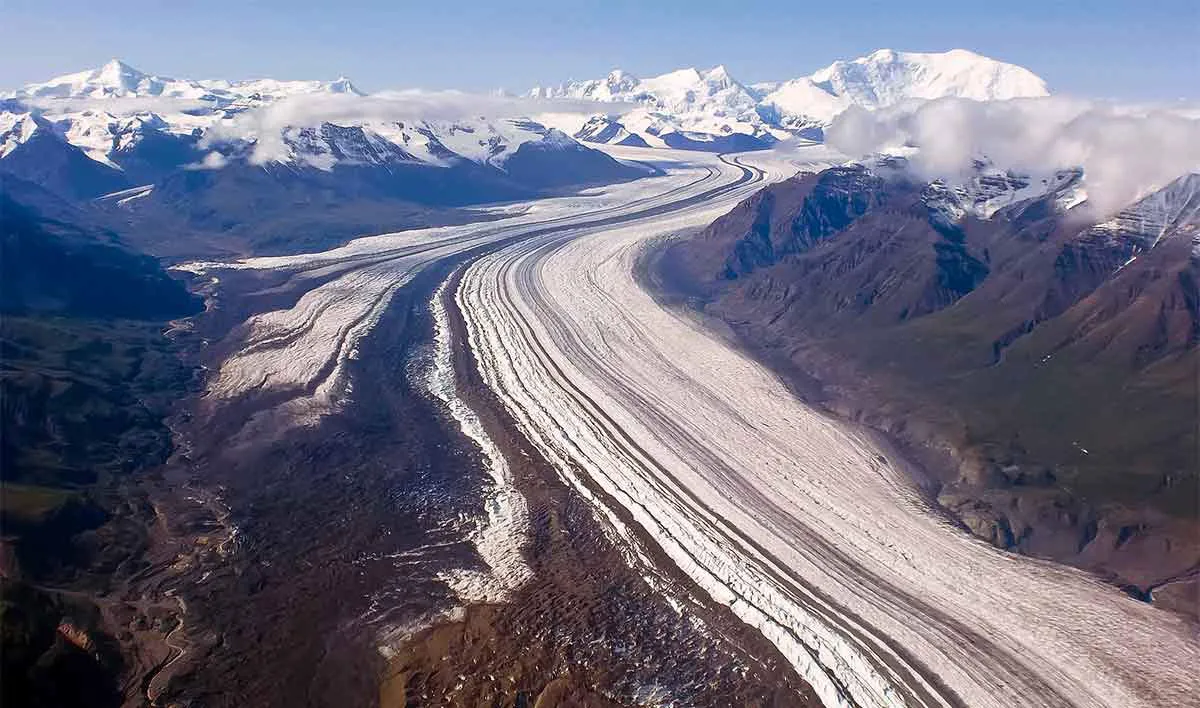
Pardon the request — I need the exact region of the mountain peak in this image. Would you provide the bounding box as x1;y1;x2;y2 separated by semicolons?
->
327;76;362;95
806;48;1049;106
95;58;146;86
101;58;136;72
605;69;638;92
699;65;738;91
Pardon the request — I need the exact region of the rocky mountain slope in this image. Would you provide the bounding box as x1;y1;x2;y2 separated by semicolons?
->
660;164;1198;614
533;48;1049;148
0;178;200;315
1;177;202;707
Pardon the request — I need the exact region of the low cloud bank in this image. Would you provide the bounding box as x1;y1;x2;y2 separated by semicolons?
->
185;151;229;170
825;96;1200;216
204;90;629;163
18;96;213;114
12;90;626;166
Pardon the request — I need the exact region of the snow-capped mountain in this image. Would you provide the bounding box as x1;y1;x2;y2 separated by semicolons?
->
0;111;41;158
1087;172;1200;252
760;49;1048;129
8;58;362;104
0;111;133;199
919;164;1085;223
819;48;1046;104
1;60;642;202
533;49;1050;147
532;65;779;151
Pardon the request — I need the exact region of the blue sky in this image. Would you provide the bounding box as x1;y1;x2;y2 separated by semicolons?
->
3;0;1196;100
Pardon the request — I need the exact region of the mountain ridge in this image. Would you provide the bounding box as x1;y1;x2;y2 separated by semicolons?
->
531;48;1050;147
1;61;651;257
1;59;648;209
9;58;363;102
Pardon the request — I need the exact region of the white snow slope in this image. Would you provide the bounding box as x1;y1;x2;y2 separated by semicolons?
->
532;49;1049;145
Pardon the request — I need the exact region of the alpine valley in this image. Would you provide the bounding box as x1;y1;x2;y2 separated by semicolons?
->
1;47;1196;708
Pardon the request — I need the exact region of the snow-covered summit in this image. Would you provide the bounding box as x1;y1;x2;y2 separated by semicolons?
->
12;59;176;99
762;48;1048;131
530;69;640;102
536;49;1050;148
760;48;1049;130
9;59;364;104
805;48;1045;107
531;64;760;117
2;60;608;182
531;64;775;149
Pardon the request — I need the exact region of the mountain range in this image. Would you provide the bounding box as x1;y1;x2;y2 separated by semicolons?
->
0;59;646;241
1;63;659;261
1;59;585;177
0;49;1056;262
1;49;1051;208
532;48;1049;149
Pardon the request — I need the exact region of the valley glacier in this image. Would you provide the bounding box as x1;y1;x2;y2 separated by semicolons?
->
187;144;1199;708
4;34;1198;708
455;147;1199;708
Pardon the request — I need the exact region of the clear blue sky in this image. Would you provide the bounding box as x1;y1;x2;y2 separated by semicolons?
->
3;0;1196;100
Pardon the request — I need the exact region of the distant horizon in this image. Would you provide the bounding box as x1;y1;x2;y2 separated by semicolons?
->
3;0;1197;102
13;47;1042;91
10;49;1200;109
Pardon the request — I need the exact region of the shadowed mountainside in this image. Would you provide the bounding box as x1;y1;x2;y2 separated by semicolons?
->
1;111;650;261
1;178;201;707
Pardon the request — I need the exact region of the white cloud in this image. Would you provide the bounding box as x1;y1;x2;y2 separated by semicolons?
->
10;89;629;167
202;90;631;164
16;96;211;115
825;96;1200;216
185;150;229;170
